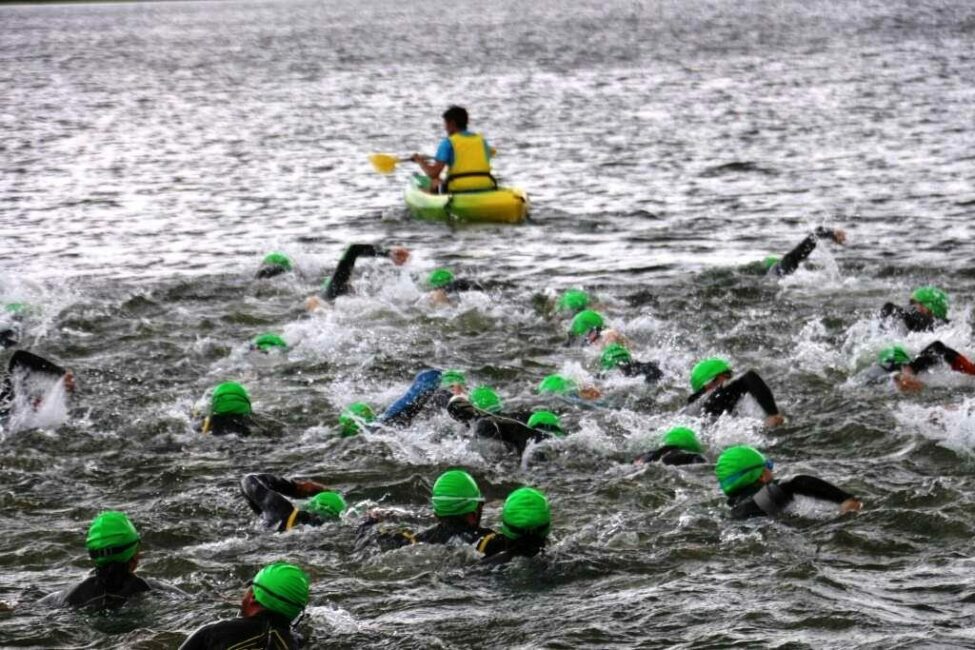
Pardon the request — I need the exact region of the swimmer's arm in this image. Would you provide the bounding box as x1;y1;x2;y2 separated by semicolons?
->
239;474;298;530
738;370;781;417
446;395;480;424
8;350;66;377
782;475;856;504
620;360;663;384
776;234;818;276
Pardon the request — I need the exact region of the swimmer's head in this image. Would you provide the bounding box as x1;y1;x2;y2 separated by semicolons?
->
211;382;252;416
427;268;455;289
431;469;484;518
251;563;310;622
527;410;564;437
469;385;502;413
500;487;551;541
440;369;467;391
661;426;703;453
257;252;293;278
557;289;590;314
715;445;772;496
86;511;141;568
537;374;577;396
910;286;948;320
339;402;375;437
569;310;605;342
305;491;347;519
878;344;911;371
690;357;732;393
252;332;287;352
600;343;632;370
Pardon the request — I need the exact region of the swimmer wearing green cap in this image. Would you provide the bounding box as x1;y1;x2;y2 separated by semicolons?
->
598;342;663;384
42;511;182;609
256;251;294;279
240;473;347;532
686;357;784;427
365;469;495;551
754;227;846;277
865;341;975;392
446;392;561;455
634;426;706;466
250;332;287;352
555;289;592;316
880;285;950;333
476;486;552;563
426;267;485;305
306;242;410;311
178;562;310;649
197;382;255;436
715;445;862;519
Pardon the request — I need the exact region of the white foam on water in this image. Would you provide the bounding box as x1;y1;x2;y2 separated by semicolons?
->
893;396;975;454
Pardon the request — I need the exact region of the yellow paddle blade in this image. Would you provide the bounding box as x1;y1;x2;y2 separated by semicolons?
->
369;153;399;174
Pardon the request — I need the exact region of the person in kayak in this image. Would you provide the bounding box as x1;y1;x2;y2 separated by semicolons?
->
756;227;846;277
241;473;347;532
864;341;975;391
411;105;494;194
305;243;410;310
686;358;784;427
715;445;862;519
256;252;294;279
880;286;950;333
42;511;181;610
477;486;552;564
361;469;495;551
178;562;310;650
0;349;75;420
634;426;707;466
599;342;663;384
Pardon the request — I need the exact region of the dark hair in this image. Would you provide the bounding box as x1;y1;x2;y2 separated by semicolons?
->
442;105;469;130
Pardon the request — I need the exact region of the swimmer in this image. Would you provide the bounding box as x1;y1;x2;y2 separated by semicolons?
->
256;252;294;279
425;268;485;305
867;341;975;392
756;227;846;277
599;342;663;384
686;358;784;427
0;349;75;421
880;286;949;333
240;473;347;531
634;426;707;466
447;393;565;455
555;289;592;317
477;486;552;564
250;332;287;353
715;445;862;519
41;511;182;610
178;563;309;650
305;243;410;310
196;382;281;437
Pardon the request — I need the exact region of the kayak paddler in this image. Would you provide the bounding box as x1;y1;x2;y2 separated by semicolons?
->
410;105;495;194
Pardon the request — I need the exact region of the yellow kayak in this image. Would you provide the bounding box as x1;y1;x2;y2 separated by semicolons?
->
404;175;529;224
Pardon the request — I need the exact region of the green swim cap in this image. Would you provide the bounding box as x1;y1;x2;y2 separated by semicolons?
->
427;268;455;289
661;426;703;453
262;252;292;271
431;469;484;517
910;286;949;320
500;487;551;540
715;445;768;496
252;562;310;621
339;402;375;437
690;358;732;393
570;310;605;337
4;302;26;315
470;386;502;413
253;332;287;351
762;256;781;270
86;511;141;567
878;345;911;368
600;343;632;370
557;289;590;313
211;382;252;416
440;369;467;389
305;491;347;519
527;410;564;437
537;374;577;395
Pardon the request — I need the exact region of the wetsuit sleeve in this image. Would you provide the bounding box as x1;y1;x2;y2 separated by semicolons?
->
620;360;663;384
323;244;388;300
780;475;854;503
177;622;218;650
474;416;546;455
442;278;484;294
446;395;480;424
774;234;817;276
240;474;300;531
379;369;442;427
704;370;780;417
8;350;66;377
909;341;975;375
880;303;935;333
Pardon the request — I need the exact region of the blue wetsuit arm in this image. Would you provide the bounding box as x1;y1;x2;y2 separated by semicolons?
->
379;369;443;427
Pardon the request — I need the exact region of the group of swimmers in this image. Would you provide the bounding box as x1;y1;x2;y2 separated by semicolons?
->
3;105;972;649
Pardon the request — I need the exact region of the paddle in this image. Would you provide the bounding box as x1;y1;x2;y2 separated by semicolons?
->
369;148;498;174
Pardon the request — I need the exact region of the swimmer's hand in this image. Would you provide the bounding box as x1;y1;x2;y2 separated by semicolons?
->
579;386;602;400
832;229;847;245
305;295;324;312
294;480;328;497
63;370;75;394
388;246;410;266
428;288;450;305
764;414;785;428
839;497;862;514
600;329;627;346
894;368;924;393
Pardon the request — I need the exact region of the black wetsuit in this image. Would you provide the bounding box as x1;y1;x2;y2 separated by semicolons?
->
43;564;174;610
199;413;253;437
766;227;840;277
879;303;944;333
476;532;546;564
240;474;329;532
635;445;706;466
687;370;780;419
179;611;299;650
256;264;289;279
867;340;975;383
0;350;67;418
367;516;495;552
438;278;485;294
614;360;663;384
447;396;552;455
727;476;855;520
322;244;391;300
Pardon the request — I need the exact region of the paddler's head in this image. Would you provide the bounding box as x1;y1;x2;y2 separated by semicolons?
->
442;105;469;135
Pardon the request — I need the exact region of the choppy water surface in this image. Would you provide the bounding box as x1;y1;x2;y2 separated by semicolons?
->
3;0;975;647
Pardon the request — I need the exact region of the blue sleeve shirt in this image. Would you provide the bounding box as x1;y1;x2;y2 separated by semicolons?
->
434;132;492;165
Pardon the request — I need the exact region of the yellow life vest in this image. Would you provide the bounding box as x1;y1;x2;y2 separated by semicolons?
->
446;132;494;193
